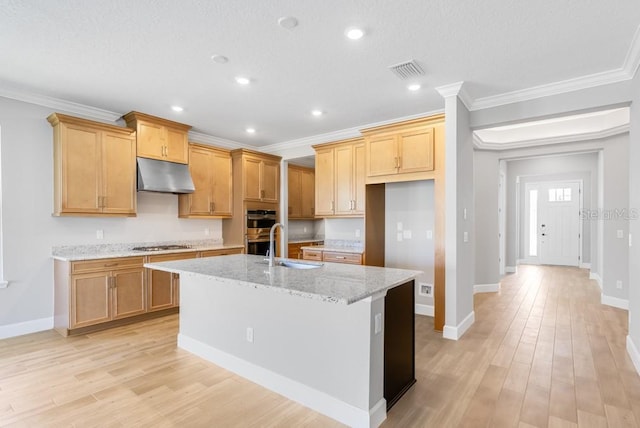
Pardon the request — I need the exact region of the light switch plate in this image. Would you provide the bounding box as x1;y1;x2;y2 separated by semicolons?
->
374;313;382;334
403;230;412;239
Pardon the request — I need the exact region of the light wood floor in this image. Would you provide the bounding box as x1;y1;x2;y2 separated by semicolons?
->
1;265;637;427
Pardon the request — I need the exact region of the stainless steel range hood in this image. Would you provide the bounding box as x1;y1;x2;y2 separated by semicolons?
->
136;157;195;194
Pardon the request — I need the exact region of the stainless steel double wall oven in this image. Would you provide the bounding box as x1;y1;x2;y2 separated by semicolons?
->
245;209;277;255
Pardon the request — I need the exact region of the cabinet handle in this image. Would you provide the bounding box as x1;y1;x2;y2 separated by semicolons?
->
330;201;334;211
102;196;106;208
104;262;118;267
97;196;101;208
397;156;401;169
336;256;346;259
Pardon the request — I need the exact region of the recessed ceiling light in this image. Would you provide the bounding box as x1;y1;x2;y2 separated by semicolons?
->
408;84;421;91
211;54;228;64
278;16;298;30
345;27;365;40
311;109;323;117
171;105;184;112
246;128;256;134
235;76;251;85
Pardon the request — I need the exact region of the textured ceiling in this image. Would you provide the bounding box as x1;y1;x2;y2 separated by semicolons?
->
1;0;639;147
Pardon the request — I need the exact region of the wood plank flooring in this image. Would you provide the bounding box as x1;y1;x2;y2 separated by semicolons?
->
0;265;637;427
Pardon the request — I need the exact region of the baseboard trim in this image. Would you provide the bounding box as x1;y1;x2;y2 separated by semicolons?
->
0;317;53;340
580;262;592;269
589;272;603;290
601;294;629;310
178;334;385;428
474;283;500;294
443;311;475;341
415;304;434;317
627;335;640;376
505;266;517;274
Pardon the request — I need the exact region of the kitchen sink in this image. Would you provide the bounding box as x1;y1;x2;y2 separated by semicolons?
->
278;260;323;269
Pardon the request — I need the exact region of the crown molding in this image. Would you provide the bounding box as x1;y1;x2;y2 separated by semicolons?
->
473;123;629;150
0;87;122;123
470;25;640;111
188;131;245;150
260;109;444;154
435;81;472;110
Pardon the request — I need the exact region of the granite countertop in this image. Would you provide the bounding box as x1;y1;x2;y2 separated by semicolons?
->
145;254;420;305
52;240;244;261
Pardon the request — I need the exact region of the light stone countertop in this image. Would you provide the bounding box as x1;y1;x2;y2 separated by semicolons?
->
52;240;244;261
287;238;324;244
145;254;420;305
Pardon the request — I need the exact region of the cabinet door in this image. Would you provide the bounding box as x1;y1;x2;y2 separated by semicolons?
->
147;252;198;311
61;124;101;214
71;272;111;328
261;160;279;203
243;157;262;201
367;135;398;177
315;148;335;216
187;147;214;215
334;145;354;215
210;150;233;216
111;267;146;319
353;143;366;214
102;131;136;215
136;121;165;160
165;126;188;164
301;169;315;218
288;167;302;218
398;128;434;173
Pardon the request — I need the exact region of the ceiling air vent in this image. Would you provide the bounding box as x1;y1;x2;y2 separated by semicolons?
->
388;60;425;80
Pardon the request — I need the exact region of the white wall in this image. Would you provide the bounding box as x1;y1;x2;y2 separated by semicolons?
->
0;96;224;328
324;218;364;241
627;67;640;373
473;150;500;286
384;181;434;309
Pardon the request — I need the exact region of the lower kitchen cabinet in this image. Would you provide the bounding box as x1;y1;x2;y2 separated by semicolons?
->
56;256;147;335
199;248;244;257
146;252;198;311
302;248;363;265
288;241;323;259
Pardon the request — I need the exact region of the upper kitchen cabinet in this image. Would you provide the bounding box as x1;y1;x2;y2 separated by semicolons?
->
312;137;365;217
288;164;315;219
48;113;137;217
361;114;444;184
122;111;191;164
179;143;233;218
232;149;281;203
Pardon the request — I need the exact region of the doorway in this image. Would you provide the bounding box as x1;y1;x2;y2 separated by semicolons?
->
524;180;582;266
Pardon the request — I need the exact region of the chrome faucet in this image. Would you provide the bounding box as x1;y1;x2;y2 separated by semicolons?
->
268;223;285;267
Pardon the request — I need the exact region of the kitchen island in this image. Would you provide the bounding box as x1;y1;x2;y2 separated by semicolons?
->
145;254;420;428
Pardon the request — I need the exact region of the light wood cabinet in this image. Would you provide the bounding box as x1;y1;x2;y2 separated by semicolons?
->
179;144;232;218
288;165;315;219
146;252;198;311
123;111;191;164
362;116;443;184
48;113;137;217
288;241;322;259
302;248;363;265
312;138;364;217
231;149;281;203
62;257;145;331
199;248;244;257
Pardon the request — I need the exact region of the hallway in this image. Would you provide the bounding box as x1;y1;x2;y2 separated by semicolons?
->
387;265;638;427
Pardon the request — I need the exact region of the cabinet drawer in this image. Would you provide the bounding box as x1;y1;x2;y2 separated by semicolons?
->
147;252;199;263
200;248;244;257
322;251;362;265
302;249;323;261
72;257;144;274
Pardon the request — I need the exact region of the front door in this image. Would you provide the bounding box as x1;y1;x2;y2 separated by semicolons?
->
524;180;581;266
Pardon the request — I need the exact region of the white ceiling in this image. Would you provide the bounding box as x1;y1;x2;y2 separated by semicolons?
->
1;0;639;147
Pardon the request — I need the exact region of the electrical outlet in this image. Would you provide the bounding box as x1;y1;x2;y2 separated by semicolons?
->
246;327;254;343
303;227;307;233
463;231;469;242
419;283;433;296
426;230;433;240
397;222;403;231
96;230;104;240
616;280;623;289
397;232;403;242
204;227;210;236
617;230;624;239
355;229;361;238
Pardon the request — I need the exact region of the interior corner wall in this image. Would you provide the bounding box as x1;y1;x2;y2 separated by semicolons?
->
473;150;500;286
384;180;435;309
627;70;640;366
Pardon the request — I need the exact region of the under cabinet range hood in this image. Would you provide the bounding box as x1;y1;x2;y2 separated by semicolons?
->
136;157;195;194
